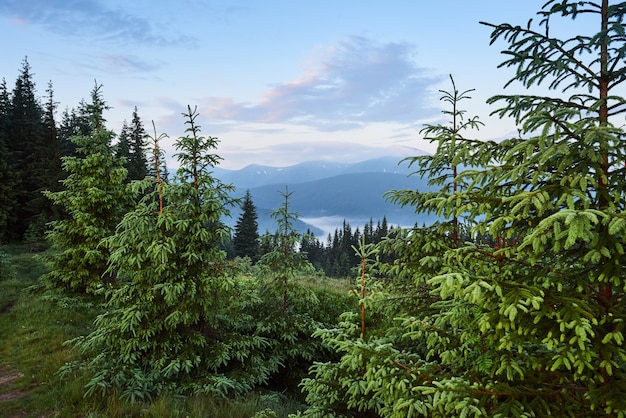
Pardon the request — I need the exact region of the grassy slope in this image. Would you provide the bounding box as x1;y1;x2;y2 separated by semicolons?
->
0;246;325;417
0;245;99;416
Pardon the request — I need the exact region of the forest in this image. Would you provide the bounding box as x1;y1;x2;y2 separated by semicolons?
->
2;1;626;416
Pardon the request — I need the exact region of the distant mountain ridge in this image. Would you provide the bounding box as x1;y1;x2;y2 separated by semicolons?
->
214;156;418;189
216;155;438;237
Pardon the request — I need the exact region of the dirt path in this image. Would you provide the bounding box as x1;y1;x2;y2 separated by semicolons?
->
0;365;26;402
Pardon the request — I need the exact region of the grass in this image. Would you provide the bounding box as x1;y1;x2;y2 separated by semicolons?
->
298;272;353;294
0;244;99;416
0;245;313;417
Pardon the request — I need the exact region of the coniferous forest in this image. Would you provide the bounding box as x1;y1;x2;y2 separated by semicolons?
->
2;1;626;416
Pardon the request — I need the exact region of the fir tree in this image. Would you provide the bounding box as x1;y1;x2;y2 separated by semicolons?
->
115;108;148;182
25;80;63;243
42;83;130;295
5;57;46;240
0;78;18;241
254;186;324;390
127;106;148;181
58;100;91;159
233;189;260;261
60;107;290;401
258;186;313;312
114;120;131;167
299;1;626;416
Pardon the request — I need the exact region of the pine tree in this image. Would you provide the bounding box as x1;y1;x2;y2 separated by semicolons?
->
0;78;18;242
42;83;130;295
58;100;91;159
114;120;131;167
25;80;63;243
259;186;314;311
5;57;46;240
254;186;324;389
299;1;626;416
233;189;260;261
127;106;148;181
60;107;293;401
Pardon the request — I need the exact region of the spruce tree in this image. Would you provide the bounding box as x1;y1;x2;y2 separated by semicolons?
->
258;186;314;311
299;1;626;416
61;107;290;400
0;78;18;242
254;186;324;389
42;83;130;295
5;57;46;240
233;189;260;261
115;108;148;183
58;101;91;159
114;120;131;168
25;80;63;243
127;106;148;181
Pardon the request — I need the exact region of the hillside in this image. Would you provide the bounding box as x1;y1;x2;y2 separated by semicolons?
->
215;155;418;190
219;156;438;237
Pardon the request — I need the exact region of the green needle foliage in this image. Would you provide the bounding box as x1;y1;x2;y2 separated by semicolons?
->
298;2;626;417
254;187;329;389
42;83;130;295
59;107;279;401
259;186;315;312
233;189;261;262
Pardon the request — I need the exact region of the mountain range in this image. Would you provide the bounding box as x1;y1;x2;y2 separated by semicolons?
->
215;155;438;238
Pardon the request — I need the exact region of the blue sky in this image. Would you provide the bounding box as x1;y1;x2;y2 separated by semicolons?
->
1;1;555;169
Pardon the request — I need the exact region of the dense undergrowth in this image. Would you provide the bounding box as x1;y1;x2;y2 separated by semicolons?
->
0;245;353;417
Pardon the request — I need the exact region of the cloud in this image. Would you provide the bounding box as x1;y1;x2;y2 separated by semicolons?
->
72;54;160;75
0;0;193;46
218;140;387;168
201;36;443;131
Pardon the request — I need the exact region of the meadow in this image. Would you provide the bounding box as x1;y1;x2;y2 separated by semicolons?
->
0;245;349;417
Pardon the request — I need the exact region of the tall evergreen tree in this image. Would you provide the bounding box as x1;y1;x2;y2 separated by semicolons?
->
60;107;294;401
25;80;63;242
42;81;62;186
127;106;148;181
115;108;148;182
233;189;260;261
300;229;324;271
42;83;130;295
258;186;313;311
300;1;626;416
0;78;18;241
58;100;91;159
114;120;131;168
5;57;46;240
254;186;323;387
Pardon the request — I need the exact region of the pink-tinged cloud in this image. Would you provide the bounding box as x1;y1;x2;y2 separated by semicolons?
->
200;36;443;131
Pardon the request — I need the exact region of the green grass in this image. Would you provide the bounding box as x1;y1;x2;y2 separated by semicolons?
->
0;245;98;416
0;246;311;417
297;272;353;294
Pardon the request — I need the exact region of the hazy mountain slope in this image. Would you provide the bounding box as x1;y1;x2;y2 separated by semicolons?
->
247;172;437;233
215;161;351;189
216;156;416;190
218;156;439;237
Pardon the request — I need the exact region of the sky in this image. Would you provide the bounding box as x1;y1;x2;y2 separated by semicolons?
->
0;1;573;170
